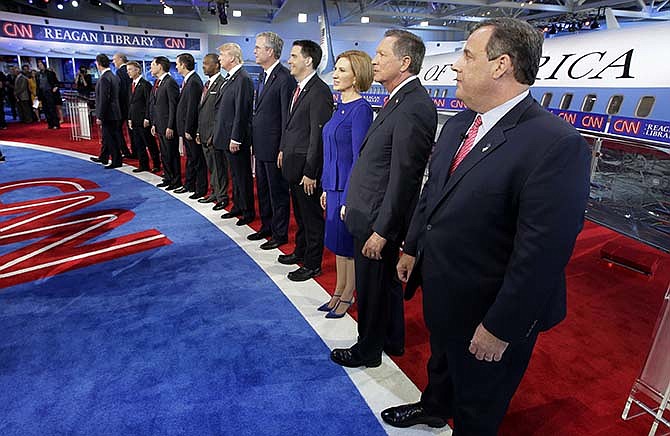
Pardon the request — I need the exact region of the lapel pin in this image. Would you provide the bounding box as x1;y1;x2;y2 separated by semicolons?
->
482;144;491;152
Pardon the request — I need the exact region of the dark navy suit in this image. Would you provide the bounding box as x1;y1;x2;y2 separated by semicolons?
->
176;72;206;196
252;63;295;242
404;94;591;434
95;69;123;167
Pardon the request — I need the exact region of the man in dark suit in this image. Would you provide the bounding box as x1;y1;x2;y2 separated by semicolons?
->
277;40;333;282
174;53;206;199
36;60;60;129
148;56;182;191
249;32;295;250
330;30;437;369
381;18;592;434
214;43;255;226
126;61;161;173
93;53;124;169
196;54;229;211
113;53;133;157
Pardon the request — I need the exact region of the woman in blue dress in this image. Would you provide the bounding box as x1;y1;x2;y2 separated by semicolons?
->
318;50;374;318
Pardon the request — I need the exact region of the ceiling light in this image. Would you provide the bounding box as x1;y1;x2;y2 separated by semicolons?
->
72;0;78;5
56;0;64;9
360;16;370;24
298;13;307;23
420;21;429;27
163;5;173;14
232;10;241;17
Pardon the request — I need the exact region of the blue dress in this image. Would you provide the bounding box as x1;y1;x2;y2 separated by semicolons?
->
321;98;373;257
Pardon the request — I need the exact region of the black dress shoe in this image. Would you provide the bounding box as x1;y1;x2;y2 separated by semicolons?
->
260;239;287;250
189;192;205;200
151;167;161;173
236;216;254;226
198;196;216;204
381;403;447;429
156;181;170;188
330;346;381;368
104;164;122;169
165;184;181;191
221;210;241;219
278;253;304;265
89;157;106;164
212;201;229;211
287;266;321;282
173;187;189;194
132;168;148;173
384;345;405;357
247;230;271;241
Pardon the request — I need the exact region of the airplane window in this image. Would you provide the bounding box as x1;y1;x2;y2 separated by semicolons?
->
540;93;553;108
442;89;449;98
636;96;655;118
582;94;597;112
559;93;573;110
607;95;624;115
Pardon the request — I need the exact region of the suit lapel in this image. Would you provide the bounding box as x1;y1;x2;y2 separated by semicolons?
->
428;94;535;218
256;67;279;108
286;74;317;125
201;74;223;108
358;79;420;153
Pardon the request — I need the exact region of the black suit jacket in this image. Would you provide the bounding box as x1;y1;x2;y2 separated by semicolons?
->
344;79;436;244
148;74;179;134
252;63;296;162
94;70;122;121
116;64;131;119
213;67;254;151
197;73;225;146
404;94;591;343
176;72;203;138
280;73;334;185
128;77;151;126
36;69;59;101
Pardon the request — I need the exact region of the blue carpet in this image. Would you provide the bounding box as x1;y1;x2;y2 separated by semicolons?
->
0;145;386;436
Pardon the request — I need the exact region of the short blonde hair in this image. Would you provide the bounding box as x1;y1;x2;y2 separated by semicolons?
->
218;42;243;64
336;50;373;92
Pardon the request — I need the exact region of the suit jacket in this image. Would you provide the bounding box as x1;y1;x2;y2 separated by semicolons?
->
14;74;30;101
128;77;151;126
213;67;254;151
148;74;179;134
94;70;122;121
36;69;59;101
344;79;436;244
176;72;203;138
404;94;591;343
280;73;334;185
197;73;225;146
252;63;296;162
116;64;131;119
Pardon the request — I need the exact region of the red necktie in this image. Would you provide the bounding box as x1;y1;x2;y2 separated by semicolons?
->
153;79;161;94
449;115;483;174
291;86;301;112
131;81;136;94
200;79;210;103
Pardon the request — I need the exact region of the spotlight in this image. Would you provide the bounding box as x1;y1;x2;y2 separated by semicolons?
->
56;0;64;9
163;4;173;14
72;0;78;5
360;16;370;24
232;9;241;17
420;21;429;27
298;13;307;23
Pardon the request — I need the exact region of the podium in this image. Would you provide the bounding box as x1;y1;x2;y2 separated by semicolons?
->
622;282;670;435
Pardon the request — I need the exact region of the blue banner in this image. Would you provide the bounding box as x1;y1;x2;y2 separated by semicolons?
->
607;116;670;146
1;20;200;50
548;109;608;132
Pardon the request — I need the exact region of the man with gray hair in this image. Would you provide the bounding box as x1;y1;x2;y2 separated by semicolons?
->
330;29;437;367
382;18;591;434
248;31;296;249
